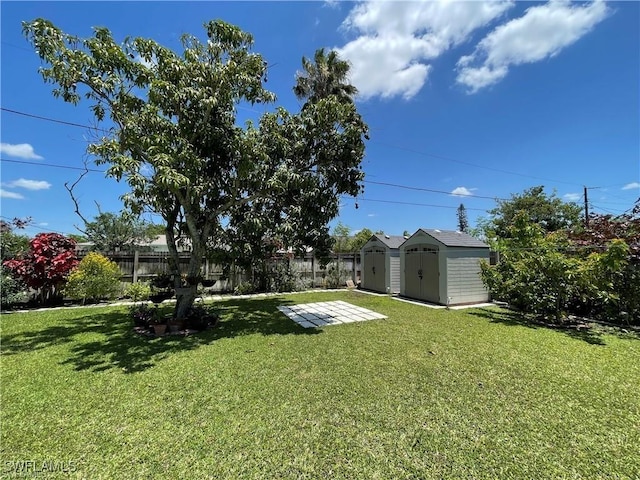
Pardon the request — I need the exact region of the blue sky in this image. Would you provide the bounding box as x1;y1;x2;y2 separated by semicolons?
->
1;1;638;239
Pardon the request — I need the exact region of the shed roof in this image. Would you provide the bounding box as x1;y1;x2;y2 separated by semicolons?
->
372;234;407;249
418;229;488;248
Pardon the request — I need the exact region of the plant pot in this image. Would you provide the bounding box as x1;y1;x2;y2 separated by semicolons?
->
153;324;167;336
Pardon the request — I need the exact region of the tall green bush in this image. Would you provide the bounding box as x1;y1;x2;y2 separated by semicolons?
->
64;252;122;303
0;266;27;309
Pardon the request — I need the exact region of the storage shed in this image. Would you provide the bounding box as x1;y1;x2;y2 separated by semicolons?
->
400;229;490;305
361;234;406;294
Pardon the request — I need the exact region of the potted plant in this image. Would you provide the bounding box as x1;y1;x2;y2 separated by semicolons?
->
130;303;166;335
150;314;167;336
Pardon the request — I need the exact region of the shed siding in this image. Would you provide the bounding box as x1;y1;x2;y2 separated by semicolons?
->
445;251;489;304
389;256;401;294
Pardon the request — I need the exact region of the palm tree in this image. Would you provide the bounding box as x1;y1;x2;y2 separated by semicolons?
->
294;48;357;105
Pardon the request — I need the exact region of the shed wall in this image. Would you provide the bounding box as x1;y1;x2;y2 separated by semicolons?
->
445;249;490;304
389;254;401;294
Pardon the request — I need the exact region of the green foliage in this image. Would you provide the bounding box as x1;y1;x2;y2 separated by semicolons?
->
332;222;352;253
64;252;122;303
350;228;373;252
84;211;158;252
0;265;27;308
234;281;256;295
324;261;351;289
24;18;367;321
480;213;579;321
0;219;30;261
267;261;306;293
481;207;640;324
124;281;151;302
129;302;161;327
293;47;358;105
486;186;582;239
457;203;469;233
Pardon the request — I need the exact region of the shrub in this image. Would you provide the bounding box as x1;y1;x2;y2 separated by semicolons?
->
184;303;219;331
267;261;306;293
0;266;27;309
3;232;77;304
124;281;151;302
64;252;122;303
324;261;351;289
234;281;255;295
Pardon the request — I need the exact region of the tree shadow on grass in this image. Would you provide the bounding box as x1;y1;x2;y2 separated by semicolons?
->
1;297;320;373
467;307;610;346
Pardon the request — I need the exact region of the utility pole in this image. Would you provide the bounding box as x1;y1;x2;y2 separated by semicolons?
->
584;186;589;228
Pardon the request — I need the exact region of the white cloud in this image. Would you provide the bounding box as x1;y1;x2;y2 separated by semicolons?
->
451;186;476;197
0;142;43;160
38;222;49;227
4;178;51;191
457;0;609;93
622;182;640;190
367;213;377;217
335;0;514;100
564;192;581;201
0;189;25;200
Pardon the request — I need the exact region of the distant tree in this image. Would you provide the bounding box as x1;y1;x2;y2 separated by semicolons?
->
0;217;31;261
350;228;373;252
403;230;410;237
457;204;469;233
68;234;88;243
487;186;582;238
332;222;352;253
294;48;358;105
3;233;78;304
375;230;384;235
84;212;157;252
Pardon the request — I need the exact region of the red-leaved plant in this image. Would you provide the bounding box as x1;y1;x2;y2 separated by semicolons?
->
3;233;78;304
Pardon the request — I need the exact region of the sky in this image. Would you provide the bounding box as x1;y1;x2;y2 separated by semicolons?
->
1;0;639;240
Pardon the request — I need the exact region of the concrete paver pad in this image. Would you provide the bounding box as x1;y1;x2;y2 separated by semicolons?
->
278;301;387;328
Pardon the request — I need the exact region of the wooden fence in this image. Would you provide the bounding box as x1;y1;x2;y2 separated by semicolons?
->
78;250;362;293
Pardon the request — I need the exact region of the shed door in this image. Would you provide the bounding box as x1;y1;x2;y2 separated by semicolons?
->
421;247;439;303
405;246;439;303
363;248;386;292
372;249;386;292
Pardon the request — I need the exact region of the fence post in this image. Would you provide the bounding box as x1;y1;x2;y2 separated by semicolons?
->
132;250;139;283
352;253;356;283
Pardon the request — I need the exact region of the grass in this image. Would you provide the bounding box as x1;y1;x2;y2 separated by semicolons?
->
1;290;639;479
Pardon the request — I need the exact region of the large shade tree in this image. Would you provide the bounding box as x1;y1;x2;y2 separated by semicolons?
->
24;19;368;320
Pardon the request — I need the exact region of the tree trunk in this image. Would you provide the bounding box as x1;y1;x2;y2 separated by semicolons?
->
174;285;198;320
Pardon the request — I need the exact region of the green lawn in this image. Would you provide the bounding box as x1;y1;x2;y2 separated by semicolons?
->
1;291;638;479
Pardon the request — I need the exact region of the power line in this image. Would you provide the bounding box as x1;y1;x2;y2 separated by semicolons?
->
1;107;110;133
344;197;489;212
372;140;583;187
363;180;507;201
1;158;105;173
3;106;605;189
